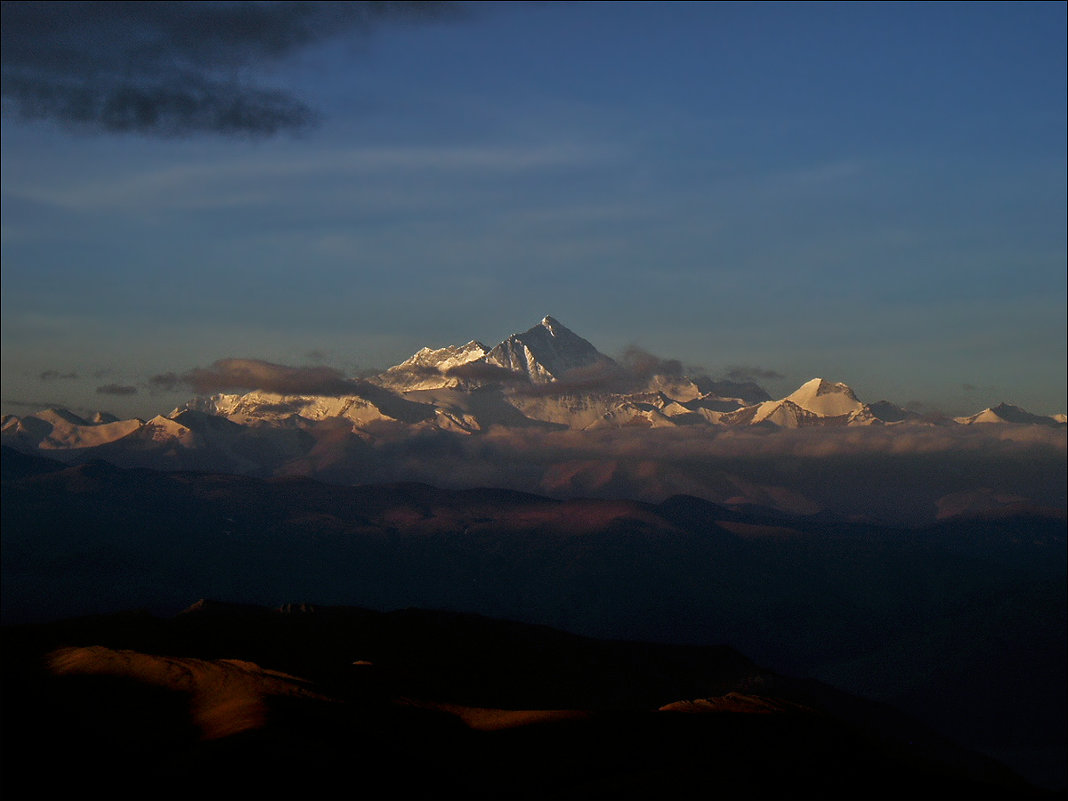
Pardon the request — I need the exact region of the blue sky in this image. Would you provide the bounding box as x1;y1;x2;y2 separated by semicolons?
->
2;1;1065;418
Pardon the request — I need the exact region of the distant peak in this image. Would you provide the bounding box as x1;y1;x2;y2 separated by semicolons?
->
783;377;862;417
990;402;1023;413
958;402;1061;426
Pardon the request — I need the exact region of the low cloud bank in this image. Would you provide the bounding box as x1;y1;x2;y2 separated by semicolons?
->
328;423;1066;525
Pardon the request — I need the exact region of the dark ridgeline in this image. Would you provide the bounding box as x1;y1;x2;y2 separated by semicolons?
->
0;602;1044;801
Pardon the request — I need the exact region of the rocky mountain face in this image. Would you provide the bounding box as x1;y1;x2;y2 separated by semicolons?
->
482;314;616;382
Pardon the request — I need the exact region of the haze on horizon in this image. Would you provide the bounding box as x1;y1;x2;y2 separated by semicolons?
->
2;1;1065;420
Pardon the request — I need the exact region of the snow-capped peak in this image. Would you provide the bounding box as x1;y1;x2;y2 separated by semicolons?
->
484;316;614;383
783;378;863;417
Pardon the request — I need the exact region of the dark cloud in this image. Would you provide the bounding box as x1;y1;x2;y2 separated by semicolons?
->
620;346;683;380
903;400;952;422
384;361;525;385
388;363;439;379
38;370;78;380
513;361;628;397
444;361;526;382
96;383;138;396
156;358;363;396
724;365;784;382
1;1;456;137
961;383;997;397
511;347;691;398
148;372;181;392
353;366;386;380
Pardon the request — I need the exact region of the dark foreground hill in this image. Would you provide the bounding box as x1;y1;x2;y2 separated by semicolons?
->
2;448;1065;790
0;603;1044;801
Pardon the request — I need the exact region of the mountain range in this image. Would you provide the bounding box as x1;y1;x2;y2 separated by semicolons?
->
3;317;1064;525
5;316;1063;443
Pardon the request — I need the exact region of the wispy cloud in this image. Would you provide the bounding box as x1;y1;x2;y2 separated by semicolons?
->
38;370;79;381
6;143;605;212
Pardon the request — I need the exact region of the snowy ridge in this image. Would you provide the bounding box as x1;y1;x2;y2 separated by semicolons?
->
3;409;144;450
